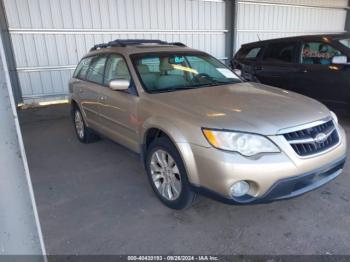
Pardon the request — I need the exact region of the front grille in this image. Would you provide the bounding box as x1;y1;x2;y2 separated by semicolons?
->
283;120;339;157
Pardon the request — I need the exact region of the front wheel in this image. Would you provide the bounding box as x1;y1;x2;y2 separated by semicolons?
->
145;137;197;209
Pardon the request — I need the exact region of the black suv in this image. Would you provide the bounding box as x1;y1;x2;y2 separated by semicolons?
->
231;34;350;113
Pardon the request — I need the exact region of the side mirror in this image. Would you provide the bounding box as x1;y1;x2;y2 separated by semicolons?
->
109;79;130;91
332;55;348;65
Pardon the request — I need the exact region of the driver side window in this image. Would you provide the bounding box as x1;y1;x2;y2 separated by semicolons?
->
104;54;131;85
301;42;344;65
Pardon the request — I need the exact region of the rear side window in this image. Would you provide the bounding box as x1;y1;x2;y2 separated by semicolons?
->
86;56;107;85
263;42;296;63
237;47;262;61
73;57;93;79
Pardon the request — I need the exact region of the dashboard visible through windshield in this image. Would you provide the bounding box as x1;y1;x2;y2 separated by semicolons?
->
131;52;241;93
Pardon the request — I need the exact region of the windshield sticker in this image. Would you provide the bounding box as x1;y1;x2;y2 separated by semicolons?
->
169;56;185;64
217;68;236;78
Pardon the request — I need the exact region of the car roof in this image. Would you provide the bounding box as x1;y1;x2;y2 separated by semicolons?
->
240;33;350;49
81;39;204;59
84;45;201;58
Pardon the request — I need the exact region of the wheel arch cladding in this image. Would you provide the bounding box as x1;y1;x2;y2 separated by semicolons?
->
142;117;201;185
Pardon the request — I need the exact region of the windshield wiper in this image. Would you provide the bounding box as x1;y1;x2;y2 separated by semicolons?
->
211;79;240;85
152;86;198;93
188;81;236;88
189;78;240;88
149;80;240;94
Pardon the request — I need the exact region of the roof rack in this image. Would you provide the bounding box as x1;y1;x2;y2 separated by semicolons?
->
90;39;186;51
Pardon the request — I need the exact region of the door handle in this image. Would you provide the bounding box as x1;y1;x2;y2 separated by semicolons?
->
100;96;106;101
255;66;263;71
79;88;84;93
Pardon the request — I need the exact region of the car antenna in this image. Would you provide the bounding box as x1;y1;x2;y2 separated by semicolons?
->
257;34;261;41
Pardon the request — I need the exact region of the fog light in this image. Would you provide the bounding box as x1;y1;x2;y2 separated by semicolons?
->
230;181;250;197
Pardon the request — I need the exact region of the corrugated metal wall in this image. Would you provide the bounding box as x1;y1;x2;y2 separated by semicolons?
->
3;0;226;104
236;0;349;51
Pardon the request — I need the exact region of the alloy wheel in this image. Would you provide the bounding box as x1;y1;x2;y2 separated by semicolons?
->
150;149;182;201
74;110;84;139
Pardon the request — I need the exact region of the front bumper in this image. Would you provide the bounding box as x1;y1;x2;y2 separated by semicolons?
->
191;155;346;204
177;125;347;204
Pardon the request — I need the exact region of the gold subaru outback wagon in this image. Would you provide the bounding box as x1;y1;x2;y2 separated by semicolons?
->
69;39;347;209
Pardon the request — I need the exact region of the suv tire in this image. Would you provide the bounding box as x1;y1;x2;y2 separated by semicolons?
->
146;136;197;209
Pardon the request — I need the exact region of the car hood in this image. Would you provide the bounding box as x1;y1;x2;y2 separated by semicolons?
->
150;82;330;135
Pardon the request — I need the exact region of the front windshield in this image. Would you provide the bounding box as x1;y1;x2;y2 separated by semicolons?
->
339;39;350;49
132;52;241;93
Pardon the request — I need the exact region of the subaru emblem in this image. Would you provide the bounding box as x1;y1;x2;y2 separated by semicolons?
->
314;133;327;144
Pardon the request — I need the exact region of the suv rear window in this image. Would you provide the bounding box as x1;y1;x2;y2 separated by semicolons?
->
263;42;296;63
237;47;262;61
339;39;350;49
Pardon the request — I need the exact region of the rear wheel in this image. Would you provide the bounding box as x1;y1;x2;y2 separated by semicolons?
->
72;106;99;143
145;136;197;209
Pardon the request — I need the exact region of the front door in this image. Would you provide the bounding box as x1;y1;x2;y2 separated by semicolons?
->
293;41;350;112
98;54;140;152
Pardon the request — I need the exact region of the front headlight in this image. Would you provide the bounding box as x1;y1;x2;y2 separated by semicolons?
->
330;111;338;124
202;129;280;157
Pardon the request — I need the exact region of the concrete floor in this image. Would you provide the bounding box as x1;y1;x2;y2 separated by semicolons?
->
19;104;350;255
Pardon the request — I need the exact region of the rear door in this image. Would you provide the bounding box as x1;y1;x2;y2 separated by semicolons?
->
293;41;350;111
80;55;108;130
255;41;300;91
98;54;140;152
70;56;93;105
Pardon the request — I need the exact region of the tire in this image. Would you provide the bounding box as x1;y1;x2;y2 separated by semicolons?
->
72;105;100;143
145;136;197;209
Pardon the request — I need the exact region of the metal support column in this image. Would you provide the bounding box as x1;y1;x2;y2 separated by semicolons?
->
346;0;350;32
0;0;22;105
0;27;45;259
225;0;237;66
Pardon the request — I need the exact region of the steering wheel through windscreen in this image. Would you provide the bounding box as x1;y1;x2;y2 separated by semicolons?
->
191;73;214;83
